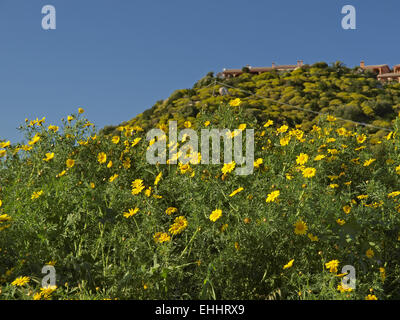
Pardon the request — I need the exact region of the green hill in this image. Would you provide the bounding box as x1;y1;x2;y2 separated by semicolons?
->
103;61;400;138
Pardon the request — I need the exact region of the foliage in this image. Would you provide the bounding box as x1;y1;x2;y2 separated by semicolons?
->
114;62;400;142
1;102;400;300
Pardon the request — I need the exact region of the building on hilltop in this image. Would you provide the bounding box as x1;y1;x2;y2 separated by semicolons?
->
377;64;400;83
359;61;391;75
360;61;400;83
220;61;400;83
221;61;303;78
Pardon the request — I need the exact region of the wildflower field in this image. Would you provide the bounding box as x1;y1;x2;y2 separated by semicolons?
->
1;101;400;300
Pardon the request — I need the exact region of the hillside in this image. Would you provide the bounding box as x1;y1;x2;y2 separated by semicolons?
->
104;61;400;140
2;62;400;300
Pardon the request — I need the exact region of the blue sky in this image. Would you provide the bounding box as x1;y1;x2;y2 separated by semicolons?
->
0;0;399;142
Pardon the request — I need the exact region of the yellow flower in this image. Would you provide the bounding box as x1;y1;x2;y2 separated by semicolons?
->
296;153;308;165
314;154;326;161
363;158;376;167
153;232;171;244
264;120;273;127
286;173;293;180
290;129;304;141
204;121;210;127
90;182;95;189
123;208;139;218
109;174;118;182
307;233;319;242
111;136;120;144
343;205;351;214
277;125;289;134
66;159;75;168
67;115;74;122
238;123;247;131
229;187;244;197
226;130;241;138
0;213;12;223
28;133;41;146
11;276;30;286
0;141;10;148
98;152;107;164
31;190;44;200
388;191;400;198
302;167;316;178
131;137;142;147
325;260;339;273
131;179;145;195
283;259;294;270
33;292;42;300
40;286;57;299
78;140;88;146
57;170;66;178
229;98;241;107
365;294;378;300
78;108;85;114
336;127;348;136
154;172;162;185
328;175;339;182
336;272;347;277
169;216;188;235
294;220;308;235
209;209;222;222
122;158;131;169
356;134;367;144
165;207;178;215
184;121;192;128
337;283;353;293
336;218;346;226
326;115;337;122
379;267;386;282
0;149;6;157
43;153;54;162
280;135;291;146
266;190;280;203
107;161;113;168
179;162;192;174
366;248;374;259
221;161;236;175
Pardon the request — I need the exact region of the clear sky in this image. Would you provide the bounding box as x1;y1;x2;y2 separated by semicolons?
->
1;0;399;142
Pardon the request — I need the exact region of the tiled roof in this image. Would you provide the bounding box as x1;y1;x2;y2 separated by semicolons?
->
222;69;242;73
273;65;297;69
249;67;274;72
377;72;400;78
363;65;389;69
